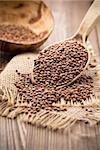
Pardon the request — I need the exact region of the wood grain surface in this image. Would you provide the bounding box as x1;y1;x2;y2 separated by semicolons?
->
0;0;100;150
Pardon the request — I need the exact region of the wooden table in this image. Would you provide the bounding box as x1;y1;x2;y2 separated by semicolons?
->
0;0;100;150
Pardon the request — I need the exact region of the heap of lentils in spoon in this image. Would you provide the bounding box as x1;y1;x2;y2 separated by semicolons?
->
33;41;88;87
14;40;93;114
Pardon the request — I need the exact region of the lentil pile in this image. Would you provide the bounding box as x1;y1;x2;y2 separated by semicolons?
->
15;72;93;113
0;24;47;43
33;41;88;87
14;40;93;114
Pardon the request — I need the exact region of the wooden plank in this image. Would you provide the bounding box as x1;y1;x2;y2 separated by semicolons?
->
0;117;8;150
26;122;100;150
0;117;26;150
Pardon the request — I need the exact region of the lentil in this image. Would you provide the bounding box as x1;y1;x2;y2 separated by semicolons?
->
0;24;47;44
15;71;93;113
33;41;88;87
15;41;92;114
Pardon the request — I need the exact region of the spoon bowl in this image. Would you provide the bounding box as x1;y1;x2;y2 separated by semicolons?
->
0;0;54;53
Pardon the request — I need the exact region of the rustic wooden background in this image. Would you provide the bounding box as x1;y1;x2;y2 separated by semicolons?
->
0;0;100;150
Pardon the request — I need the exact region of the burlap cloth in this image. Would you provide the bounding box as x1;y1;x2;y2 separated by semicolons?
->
0;43;100;130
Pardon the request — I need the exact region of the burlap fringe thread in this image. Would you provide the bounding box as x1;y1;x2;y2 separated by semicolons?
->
0;86;100;130
0;45;100;130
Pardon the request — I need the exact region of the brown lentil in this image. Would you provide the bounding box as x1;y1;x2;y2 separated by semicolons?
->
0;24;47;44
14;40;92;114
15;71;93;113
33;41;88;87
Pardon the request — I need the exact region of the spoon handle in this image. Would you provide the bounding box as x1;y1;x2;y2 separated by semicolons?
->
77;0;100;42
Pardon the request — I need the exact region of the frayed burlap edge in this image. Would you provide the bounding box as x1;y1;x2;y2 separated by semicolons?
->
0;87;100;131
0;44;100;130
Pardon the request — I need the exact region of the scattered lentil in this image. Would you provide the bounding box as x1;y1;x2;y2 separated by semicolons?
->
15;72;93;113
85;121;88;124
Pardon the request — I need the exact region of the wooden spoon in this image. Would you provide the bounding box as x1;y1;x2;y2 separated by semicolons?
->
32;0;100;87
0;0;54;53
